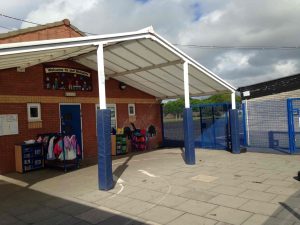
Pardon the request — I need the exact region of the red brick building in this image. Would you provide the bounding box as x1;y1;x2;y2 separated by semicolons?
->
0;19;162;174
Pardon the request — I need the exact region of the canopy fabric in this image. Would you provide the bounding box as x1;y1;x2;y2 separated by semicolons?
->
0;27;235;99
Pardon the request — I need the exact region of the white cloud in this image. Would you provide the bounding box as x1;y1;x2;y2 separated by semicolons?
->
214;52;254;73
274;60;298;75
21;0;98;28
0;0;299;88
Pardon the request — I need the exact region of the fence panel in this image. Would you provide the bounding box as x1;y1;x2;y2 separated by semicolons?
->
162;103;239;150
244;99;290;153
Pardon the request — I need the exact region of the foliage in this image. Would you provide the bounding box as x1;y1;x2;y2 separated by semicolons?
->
163;93;241;116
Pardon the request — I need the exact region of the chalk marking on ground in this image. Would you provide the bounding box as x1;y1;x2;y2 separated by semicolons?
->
138;169;158;178
116;183;124;195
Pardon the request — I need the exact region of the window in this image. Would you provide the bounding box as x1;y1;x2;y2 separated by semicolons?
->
27;103;41;121
96;104;117;131
128;104;135;116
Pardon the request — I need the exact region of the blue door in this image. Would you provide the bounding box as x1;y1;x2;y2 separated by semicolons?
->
60;104;82;158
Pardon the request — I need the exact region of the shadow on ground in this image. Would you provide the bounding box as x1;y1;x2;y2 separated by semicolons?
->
0;178;146;225
263;180;300;225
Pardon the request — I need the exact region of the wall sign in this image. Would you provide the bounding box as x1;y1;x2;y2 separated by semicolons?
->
44;67;92;91
0;114;18;136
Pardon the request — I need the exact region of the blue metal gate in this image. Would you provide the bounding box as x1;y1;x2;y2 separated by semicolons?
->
287;98;300;154
162;102;243;150
197;103;230;150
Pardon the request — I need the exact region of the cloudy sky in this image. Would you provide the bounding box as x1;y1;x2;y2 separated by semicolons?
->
1;0;300;87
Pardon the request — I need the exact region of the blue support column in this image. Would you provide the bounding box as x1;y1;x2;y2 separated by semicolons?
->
160;104;165;147
242;102;248;146
97;109;113;190
287;99;295;154
229;109;240;154
183;108;195;164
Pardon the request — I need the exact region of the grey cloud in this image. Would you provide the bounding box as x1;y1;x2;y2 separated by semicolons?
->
0;0;299;90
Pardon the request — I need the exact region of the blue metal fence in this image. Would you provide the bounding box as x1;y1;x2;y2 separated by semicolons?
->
287;98;300;154
242;98;300;154
162;102;244;150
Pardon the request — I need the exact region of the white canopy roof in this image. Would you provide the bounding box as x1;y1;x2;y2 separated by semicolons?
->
0;27;235;99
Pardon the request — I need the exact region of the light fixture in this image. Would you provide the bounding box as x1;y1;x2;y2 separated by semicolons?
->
119;82;127;90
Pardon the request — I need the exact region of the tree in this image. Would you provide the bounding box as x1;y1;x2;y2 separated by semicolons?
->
163;98;184;119
163;93;241;118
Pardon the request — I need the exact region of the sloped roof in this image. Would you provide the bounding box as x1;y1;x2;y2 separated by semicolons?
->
0;19;85;39
239;73;300;99
0;26;235;99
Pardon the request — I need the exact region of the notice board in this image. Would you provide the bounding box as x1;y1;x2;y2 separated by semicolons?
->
0;114;19;136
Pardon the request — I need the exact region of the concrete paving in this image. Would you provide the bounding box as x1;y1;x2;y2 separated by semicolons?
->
0;148;300;225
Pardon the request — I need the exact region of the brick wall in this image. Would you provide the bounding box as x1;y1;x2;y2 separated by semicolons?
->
0;60;162;174
0;20;162;174
0;20;82;44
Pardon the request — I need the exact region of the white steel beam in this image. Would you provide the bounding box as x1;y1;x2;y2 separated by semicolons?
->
183;61;190;108
231;92;236;109
149;34;236;92
97;43;107;109
108;59;181;78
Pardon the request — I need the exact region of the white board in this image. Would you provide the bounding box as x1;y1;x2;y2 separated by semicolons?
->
0;114;19;136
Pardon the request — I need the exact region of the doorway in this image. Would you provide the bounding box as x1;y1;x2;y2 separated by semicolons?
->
59;104;83;158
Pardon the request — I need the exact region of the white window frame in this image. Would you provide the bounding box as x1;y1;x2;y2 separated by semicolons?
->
96;104;117;133
128;103;135;116
27;103;41;122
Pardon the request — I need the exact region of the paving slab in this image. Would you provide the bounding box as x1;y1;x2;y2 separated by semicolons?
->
209;194;249;208
175;199;217;216
239;200;282;216
179;189;217;201
167;213;218;225
128;189;165;202
186;180;218;191
98;215;145;225
0;212;20;225
32;213;83;225
157;194;189;208
191;174;219;182
1;149;300;225
263;179;294;187
265;186;299;196
16;207;58;224
210;185;246;196
76;190;113;203
95;195;134;208
115;199;155;216
241;214;294;225
76;208;114;224
138;205;184;224
238;181;271;191
274;205;300;223
238;189;276;202
206;206;252;225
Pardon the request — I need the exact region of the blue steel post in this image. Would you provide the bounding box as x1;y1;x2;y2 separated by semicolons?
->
183;108;195;164
160;104;165;147
212;106;216;148
97;109;113;190
229;109;240;154
199;107;203;147
224;104;230;150
287;99;295;154
242;102;248;146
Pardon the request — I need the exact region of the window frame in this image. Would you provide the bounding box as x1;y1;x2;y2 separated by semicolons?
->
128;103;135;116
27;103;41;122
